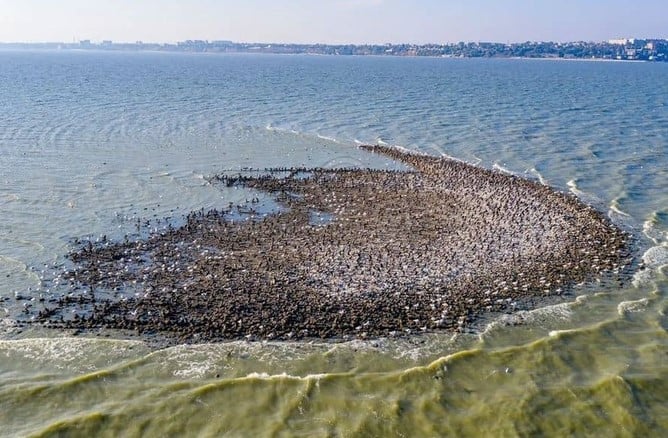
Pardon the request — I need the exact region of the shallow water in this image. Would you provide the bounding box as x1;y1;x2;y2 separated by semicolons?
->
0;51;666;436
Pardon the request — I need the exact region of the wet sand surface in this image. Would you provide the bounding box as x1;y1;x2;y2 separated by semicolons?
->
27;146;631;343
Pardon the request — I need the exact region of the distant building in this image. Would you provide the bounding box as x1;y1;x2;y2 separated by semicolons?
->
2;37;664;62
608;38;635;45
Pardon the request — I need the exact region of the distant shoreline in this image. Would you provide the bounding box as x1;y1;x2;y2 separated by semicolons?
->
1;38;666;62
0;47;659;65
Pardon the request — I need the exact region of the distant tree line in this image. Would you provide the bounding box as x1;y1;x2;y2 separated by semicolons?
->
2;39;666;61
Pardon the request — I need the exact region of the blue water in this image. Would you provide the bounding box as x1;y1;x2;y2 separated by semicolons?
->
0;51;666;436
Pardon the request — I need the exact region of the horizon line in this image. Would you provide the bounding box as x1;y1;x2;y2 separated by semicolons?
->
0;36;664;46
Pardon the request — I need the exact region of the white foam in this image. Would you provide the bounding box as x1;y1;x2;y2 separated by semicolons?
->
243;371;331;381
246;372;272;379
607;197;640;230
0;337;144;372
528;167;548;185
316;133;339;143
642;213;667;245
632;244;668;286
567;178;584;197
469;154;483;166
480;294;599;341
492;163;516;175
478;300;579;343
608;199;631;217
632;269;654;287
643;245;668;267
391;144;418;155
173;361;217;379
158;341;332;379
439;151;467;163
617;298;650;315
548;328;579;337
376;144;436;160
265;123;300;135
0;318;18;332
160;344;229;379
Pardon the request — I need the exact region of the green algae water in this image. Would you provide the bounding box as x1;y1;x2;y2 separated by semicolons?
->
1;52;667;436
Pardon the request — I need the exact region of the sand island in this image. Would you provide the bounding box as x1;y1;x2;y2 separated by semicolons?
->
32;145;631;342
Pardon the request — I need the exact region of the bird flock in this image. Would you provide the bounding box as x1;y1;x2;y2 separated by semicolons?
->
29;145;631;343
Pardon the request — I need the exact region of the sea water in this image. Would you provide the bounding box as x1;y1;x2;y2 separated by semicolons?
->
0;51;666;436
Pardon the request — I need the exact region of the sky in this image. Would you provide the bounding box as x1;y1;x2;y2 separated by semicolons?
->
0;0;665;44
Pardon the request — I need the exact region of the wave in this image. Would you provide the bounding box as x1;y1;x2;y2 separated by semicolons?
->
632;244;668;286
492;163;516;175
608;198;631;218
389;144;429;156
548;327;581;337
643;211;667;245
0;236;45;253
641;245;668;268
528;167;548;185
242;371;333;382
438;151;468;163
566;178;585;197
0;254;27;270
316;133;339;143
469;154;483;166
0;337;147;374
617;297;650;316
478;299;579;343
565;178;604;207
265;123;300;135
264;123;369;148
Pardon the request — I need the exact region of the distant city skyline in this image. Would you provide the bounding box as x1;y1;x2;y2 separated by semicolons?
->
0;0;665;45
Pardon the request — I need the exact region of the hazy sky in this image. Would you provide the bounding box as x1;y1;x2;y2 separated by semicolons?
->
0;0;665;44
